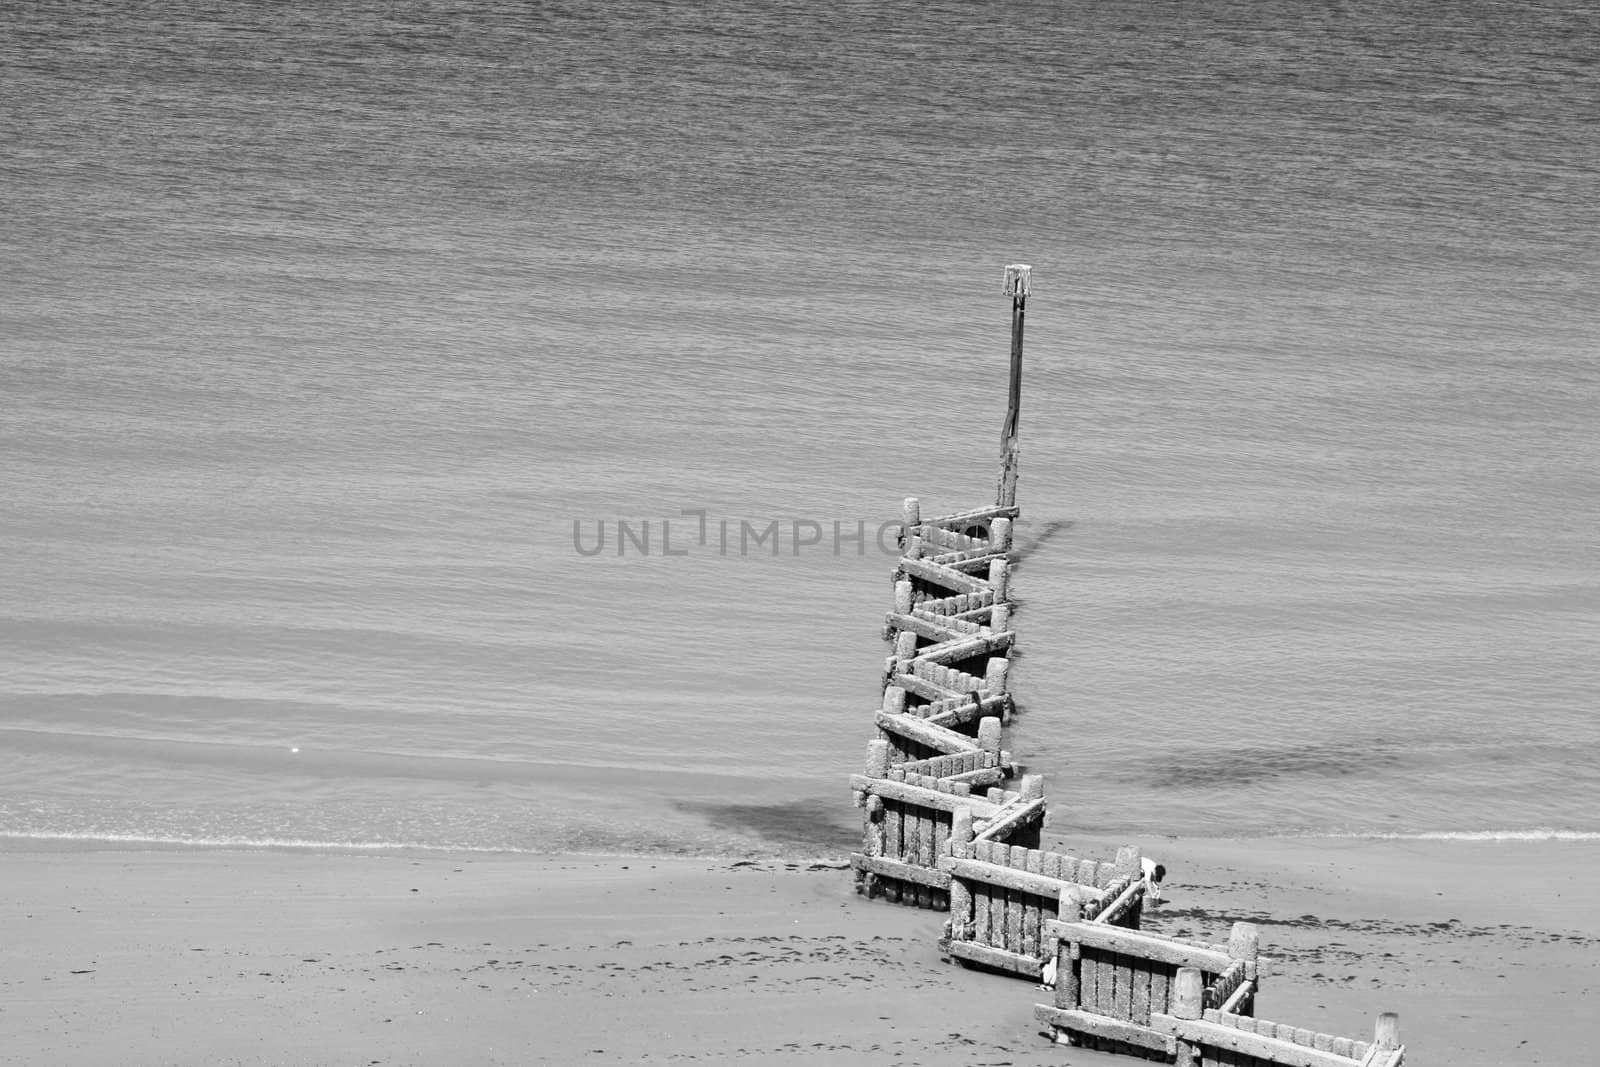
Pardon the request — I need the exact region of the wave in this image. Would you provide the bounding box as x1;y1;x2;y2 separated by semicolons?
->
0;830;543;854
1306;829;1600;842
0;829;853;864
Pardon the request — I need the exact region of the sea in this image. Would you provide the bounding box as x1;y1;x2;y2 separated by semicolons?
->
3;0;1597;861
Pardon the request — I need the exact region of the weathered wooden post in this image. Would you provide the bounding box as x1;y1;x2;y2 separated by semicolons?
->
865;739;890;778
997;264;1030;507
1054;889;1084;1041
991;515;1013;552
859;740;892;896
947;807;975;942
988;558;1010;603
903;496;922;559
1375;1013;1401;1057
1227;921;1260;960
1172;966;1204;1067
1228;921;1260;1013
978;716;1003;762
984;655;1010;696
894;631;917;677
893;578;913;616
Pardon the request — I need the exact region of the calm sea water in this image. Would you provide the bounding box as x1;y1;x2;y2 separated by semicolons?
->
3;0;1597;858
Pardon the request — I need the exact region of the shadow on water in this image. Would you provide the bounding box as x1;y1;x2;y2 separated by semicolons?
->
1011;519;1072;572
1144;741;1407;789
673;798;859;854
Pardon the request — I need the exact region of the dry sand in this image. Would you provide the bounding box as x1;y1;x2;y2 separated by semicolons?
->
3;837;1595;1065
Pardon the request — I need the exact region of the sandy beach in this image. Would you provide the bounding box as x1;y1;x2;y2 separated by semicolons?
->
5;837;1594;1066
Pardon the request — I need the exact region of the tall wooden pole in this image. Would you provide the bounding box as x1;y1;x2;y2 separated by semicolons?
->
997;263;1030;507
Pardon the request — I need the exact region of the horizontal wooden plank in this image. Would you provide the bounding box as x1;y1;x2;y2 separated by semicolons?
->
916;524;980;551
874;711;981;754
1033;1006;1176;1054
946;766;1005;788
943;856;1075;900
1092;877;1145;924
974;797;1046;841
892;672;962;702
850;853;953;889
1045;921;1232;972
849;775;1002;818
883;611;967;644
946;553;1005;575
916;629;1016;665
1150;1015;1366;1067
928;546;1008;566
1220;977;1255;1013
900;557;989;594
923;503;1020;527
1119;924;1236;959
1363;1048;1403;1067
924;693;1009;728
948;939;1041;977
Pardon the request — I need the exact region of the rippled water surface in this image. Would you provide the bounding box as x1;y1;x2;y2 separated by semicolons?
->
4;0;1597;854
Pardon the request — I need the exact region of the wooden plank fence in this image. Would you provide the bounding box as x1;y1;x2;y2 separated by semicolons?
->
843;267;1405;1064
1149;970;1405;1067
1035;911;1259;1057
941;813;1147;979
850;493;1152;943
851;488;1405;1063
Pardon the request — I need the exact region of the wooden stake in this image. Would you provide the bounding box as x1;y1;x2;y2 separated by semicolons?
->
984;656;1010;694
1173;966;1203;1067
988;558;1009;602
949;866;972;941
865;739;891;779
991;515;1013;552
894;631;917;672
978;716;1003;760
1228;922;1261;971
1173;967;1203;1019
951;807;975;856
903;496;921;533
997;265;1029;507
1053;890;1083;1013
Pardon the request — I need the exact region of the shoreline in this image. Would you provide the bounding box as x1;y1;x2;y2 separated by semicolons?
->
4;837;1596;1064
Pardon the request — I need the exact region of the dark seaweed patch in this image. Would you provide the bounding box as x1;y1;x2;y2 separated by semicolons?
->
673;798;858;852
1152;907;1599;947
1144;740;1407;789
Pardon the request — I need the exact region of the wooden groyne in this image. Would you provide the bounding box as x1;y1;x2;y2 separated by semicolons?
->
847;266;1407;1067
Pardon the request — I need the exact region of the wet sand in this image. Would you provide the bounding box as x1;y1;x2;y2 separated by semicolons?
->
4;837;1595;1065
